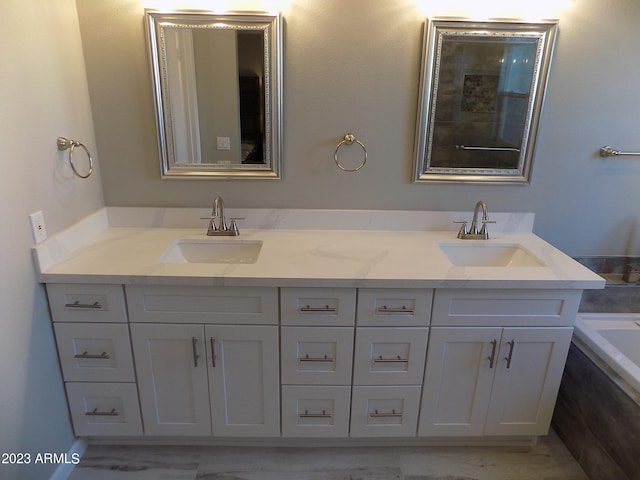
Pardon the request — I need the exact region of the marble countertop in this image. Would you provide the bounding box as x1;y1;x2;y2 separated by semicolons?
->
32;207;604;289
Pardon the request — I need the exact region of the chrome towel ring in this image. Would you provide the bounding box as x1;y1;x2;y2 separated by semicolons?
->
57;137;94;179
334;133;367;172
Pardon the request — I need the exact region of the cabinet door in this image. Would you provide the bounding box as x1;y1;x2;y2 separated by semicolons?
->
126;285;278;325
130;324;211;436
47;283;127;323
353;327;428;385
484;327;573;436
66;382;142;437
54;323;135;382
281;327;354;385
205;325;280;437
418;327;501;437
431;289;581;327
280;287;356;326
281;385;351;437
350;386;421;437
357;288;432;327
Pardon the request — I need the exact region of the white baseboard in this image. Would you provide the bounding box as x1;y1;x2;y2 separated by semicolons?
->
49;439;87;480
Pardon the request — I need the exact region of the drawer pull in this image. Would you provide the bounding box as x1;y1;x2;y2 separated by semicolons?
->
373;355;408;363
210;338;216;368
299;410;332;419
369;409;403;418
299;305;337;313
74;351;110;360
85;407;119;417
65;301;103;309
487;339;498;369
299;354;335;363
376;305;415;314
504;340;515;369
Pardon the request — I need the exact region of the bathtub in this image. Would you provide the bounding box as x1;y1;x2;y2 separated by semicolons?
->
573;313;640;394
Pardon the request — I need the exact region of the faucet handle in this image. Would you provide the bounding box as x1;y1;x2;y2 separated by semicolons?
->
229;217;244;235
478;220;496;238
453;221;468;238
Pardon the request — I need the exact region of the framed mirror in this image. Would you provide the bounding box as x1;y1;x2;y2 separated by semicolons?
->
413;18;557;184
146;10;282;179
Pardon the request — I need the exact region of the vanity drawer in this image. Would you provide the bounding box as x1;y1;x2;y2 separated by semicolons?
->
281;327;354;385
126;285;278;324
54;323;135;382
47;284;127;323
353;328;428;386
66;382;143;436
350;386;421;437
431;289;582;327
281;385;351;437
357;288;433;327
281;288;356;326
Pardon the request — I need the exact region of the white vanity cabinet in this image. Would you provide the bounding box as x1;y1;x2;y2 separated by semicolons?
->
418;289;580;437
206;324;279;437
483;327;572;436
127;285;280;437
280;288;356;437
130;323;211;436
280;287;434;438
45;280;583;443
351;288;431;437
47;283;143;437
350;327;427;437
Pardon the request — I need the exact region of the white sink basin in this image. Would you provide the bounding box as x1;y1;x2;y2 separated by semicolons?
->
439;243;545;267
158;239;262;264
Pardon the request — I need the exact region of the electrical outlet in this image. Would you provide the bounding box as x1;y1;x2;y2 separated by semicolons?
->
29;210;47;244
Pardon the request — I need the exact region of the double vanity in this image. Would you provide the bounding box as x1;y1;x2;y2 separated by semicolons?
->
33;206;603;445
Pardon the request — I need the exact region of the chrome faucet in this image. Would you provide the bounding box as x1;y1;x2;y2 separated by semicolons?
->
455;200;495;240
206;196;241;236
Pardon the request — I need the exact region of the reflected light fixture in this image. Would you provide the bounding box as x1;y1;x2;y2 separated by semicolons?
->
142;0;287;13
415;0;573;21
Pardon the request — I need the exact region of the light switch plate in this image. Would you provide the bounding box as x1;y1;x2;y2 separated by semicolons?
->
216;137;231;150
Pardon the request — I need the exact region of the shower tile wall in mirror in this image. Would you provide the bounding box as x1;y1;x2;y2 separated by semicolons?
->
146;11;282;179
413;18;558;184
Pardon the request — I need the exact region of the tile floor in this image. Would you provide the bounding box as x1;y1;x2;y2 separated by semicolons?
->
68;429;588;480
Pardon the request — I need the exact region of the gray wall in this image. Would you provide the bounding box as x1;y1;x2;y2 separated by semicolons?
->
0;0;105;479
79;0;640;257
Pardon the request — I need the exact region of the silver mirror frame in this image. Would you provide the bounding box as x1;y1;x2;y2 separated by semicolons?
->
146;10;283;180
413;18;558;184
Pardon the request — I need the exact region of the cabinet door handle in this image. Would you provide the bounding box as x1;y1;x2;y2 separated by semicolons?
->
373;355;409;363
487;339;498;368
85;407;119;417
369;409;403;418
65;301;103;309
298;354;335;363
210;337;216;368
74;351;111;360
192;337;199;367
376;305;414;314
299;305;337;313
299;410;332;419
504;340;515;369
